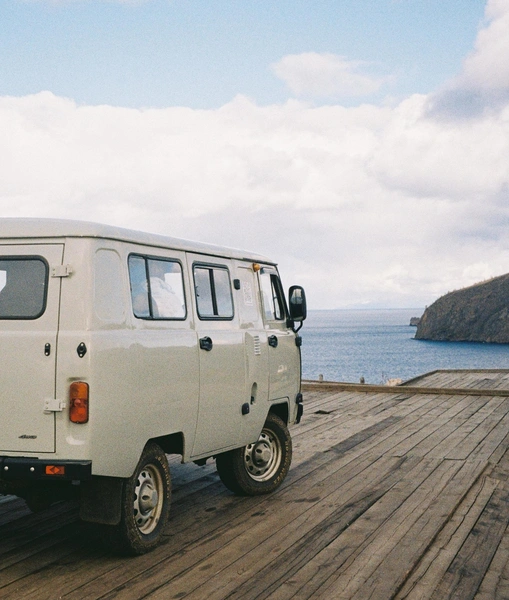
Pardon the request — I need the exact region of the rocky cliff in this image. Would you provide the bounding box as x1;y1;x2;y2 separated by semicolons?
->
415;273;509;343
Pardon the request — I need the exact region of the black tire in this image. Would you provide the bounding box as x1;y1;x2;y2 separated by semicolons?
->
216;413;292;496
102;443;171;555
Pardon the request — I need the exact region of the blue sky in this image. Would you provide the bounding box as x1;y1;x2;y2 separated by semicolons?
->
1;0;508;310
1;1;485;108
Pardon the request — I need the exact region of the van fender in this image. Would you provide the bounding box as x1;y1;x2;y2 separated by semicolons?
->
269;394;303;425
79;476;124;525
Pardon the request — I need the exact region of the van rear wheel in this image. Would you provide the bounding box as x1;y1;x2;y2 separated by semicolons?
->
216;413;292;496
102;443;171;555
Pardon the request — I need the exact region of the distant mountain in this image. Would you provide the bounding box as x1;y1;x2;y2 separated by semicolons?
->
415;273;509;343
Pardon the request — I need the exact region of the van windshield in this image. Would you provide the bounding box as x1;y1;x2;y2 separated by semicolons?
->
0;258;48;319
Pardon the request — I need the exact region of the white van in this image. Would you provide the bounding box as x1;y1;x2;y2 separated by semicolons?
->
0;219;307;554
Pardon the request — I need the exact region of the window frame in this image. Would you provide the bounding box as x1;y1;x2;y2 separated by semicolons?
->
0;256;49;320
260;269;288;323
193;262;235;321
128;253;187;321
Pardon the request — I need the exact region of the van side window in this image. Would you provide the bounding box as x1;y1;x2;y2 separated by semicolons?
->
260;270;286;321
0;257;48;319
128;255;186;320
194;265;234;319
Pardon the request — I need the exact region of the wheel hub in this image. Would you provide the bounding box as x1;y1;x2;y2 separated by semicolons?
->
244;429;282;481
139;480;159;513
133;467;162;532
252;440;273;467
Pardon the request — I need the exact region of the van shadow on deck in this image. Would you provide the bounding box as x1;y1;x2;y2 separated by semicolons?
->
2;369;509;599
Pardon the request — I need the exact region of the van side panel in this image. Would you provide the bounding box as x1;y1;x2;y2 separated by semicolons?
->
87;326;199;476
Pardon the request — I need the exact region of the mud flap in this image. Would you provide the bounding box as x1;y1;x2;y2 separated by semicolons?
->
296;393;304;424
80;476;124;525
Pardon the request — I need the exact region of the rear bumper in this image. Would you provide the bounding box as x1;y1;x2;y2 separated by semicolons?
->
0;456;92;481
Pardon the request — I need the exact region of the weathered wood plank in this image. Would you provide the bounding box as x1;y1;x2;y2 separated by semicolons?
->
425;396;504;459
474;522;509;599
403;370;509;391
298;460;486;600
428;480;509;600
394;474;500;600
344;460;488;600
390;395;484;458
445;398;509;461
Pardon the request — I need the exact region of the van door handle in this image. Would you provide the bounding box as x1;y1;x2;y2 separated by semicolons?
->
199;336;213;351
268;335;278;348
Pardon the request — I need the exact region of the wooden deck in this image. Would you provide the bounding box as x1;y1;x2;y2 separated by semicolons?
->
3;369;509;599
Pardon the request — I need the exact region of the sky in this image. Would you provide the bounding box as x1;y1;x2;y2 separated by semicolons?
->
1;0;508;310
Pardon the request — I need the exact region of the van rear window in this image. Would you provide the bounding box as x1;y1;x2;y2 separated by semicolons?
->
0;258;48;319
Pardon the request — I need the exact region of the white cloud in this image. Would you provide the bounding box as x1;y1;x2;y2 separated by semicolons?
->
271;52;386;100
427;0;509;118
2;86;509;310
463;1;509;88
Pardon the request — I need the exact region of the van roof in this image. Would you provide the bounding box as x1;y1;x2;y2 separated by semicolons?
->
0;218;275;264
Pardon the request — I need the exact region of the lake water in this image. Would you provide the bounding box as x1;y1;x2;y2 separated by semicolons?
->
300;309;509;384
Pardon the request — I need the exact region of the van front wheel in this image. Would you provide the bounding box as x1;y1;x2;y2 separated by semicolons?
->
103;443;171;555
216;413;292;496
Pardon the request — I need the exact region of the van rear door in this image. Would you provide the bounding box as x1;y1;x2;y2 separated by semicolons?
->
0;244;64;453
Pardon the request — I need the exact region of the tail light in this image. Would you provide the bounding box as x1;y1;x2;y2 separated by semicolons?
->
69;382;89;424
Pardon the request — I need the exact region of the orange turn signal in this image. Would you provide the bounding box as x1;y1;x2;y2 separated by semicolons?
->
69;382;89;424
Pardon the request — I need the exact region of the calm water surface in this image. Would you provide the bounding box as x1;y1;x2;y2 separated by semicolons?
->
300;309;509;384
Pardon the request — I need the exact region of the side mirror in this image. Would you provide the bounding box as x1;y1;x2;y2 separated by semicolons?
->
288;286;307;322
